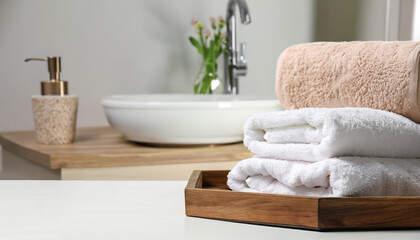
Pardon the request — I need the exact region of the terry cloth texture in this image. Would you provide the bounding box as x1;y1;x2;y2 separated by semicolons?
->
275;41;420;123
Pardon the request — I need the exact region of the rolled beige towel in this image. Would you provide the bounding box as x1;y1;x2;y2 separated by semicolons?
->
276;41;420;123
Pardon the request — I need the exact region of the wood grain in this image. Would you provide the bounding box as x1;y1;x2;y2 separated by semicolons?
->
185;170;319;228
185;170;420;231
318;197;420;229
61;162;238;181
186;170;202;189
0;127;253;169
202;170;230;189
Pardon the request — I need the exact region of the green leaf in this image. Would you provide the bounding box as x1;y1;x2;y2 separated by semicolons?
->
194;82;201;94
215;37;221;51
208;40;215;62
189;37;203;55
216;47;226;59
199;34;208;57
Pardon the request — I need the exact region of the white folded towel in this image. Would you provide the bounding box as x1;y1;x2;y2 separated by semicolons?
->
244;108;420;162
227;157;420;197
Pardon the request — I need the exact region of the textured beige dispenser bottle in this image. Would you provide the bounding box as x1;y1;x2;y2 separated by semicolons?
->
25;57;78;144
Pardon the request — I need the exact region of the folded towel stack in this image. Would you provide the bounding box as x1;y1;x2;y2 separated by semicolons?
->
227;108;420;197
228;41;420;197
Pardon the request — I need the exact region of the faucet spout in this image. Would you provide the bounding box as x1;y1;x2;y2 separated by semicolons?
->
227;0;251;24
224;0;251;94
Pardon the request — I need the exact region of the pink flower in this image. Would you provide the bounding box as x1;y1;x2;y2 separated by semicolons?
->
210;17;216;24
220;31;226;39
205;29;211;38
210;16;216;29
191;17;198;26
218;15;225;28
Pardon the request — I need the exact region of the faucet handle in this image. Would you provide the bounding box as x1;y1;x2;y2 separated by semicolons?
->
235;42;247;76
238;42;247;63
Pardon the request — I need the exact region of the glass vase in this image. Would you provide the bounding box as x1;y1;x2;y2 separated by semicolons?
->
194;61;222;94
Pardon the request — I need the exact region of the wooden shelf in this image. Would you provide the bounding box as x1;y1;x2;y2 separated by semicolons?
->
0;127;253;170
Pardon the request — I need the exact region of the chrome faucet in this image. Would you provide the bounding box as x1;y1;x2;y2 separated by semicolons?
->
224;0;251;94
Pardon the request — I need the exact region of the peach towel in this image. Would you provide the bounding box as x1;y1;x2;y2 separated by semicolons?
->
276;41;420;123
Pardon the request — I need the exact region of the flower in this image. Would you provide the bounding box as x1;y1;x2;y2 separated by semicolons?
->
205;29;211;38
210;17;216;29
193;20;204;34
191;17;198;26
189;15;227;94
194;21;203;30
218;15;225;28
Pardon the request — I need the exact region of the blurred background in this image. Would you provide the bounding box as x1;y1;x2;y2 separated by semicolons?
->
0;0;416;131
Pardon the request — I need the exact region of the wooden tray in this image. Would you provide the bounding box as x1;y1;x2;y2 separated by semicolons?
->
184;170;420;231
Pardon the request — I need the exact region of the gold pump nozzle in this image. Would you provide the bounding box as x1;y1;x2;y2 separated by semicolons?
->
25;56;68;96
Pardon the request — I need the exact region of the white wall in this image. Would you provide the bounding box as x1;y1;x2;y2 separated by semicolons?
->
355;0;414;41
412;0;420;40
0;0;315;132
355;0;387;40
313;0;413;42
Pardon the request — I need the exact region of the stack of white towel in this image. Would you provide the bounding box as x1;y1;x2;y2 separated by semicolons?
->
227;108;420;197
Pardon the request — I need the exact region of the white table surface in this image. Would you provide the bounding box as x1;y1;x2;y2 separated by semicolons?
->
0;181;419;240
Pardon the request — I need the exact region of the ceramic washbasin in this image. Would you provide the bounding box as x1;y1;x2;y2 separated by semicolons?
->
102;94;282;145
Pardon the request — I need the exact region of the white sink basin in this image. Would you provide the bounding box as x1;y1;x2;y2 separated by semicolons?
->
102;94;282;145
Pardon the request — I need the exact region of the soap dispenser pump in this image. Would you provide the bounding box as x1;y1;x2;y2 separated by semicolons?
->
25;56;68;96
25;56;78;145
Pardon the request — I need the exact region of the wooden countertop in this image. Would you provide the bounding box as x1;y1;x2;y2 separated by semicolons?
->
0;127;253;170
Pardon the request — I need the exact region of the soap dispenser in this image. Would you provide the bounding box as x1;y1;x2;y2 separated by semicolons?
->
25;56;78;144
